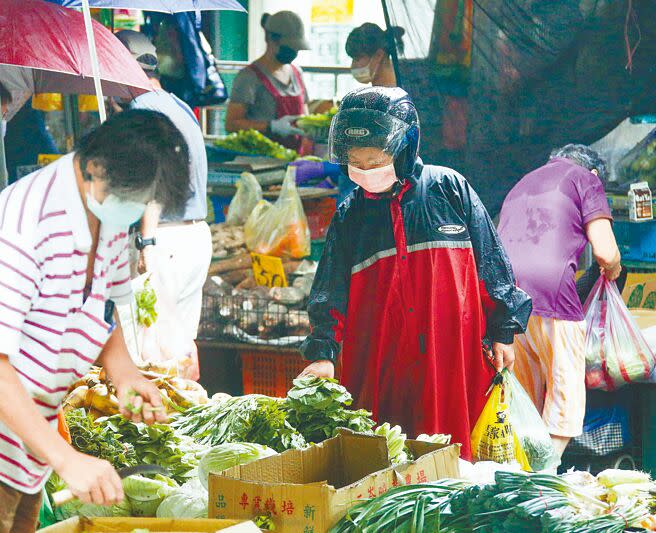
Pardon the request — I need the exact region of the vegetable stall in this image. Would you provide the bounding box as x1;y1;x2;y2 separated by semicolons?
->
41;369;656;532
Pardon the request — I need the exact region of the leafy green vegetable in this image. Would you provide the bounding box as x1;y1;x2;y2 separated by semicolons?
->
135;277;158;327
285;377;376;444
215;130;298;161
123;474;177;517
198;442;277;489
156;478;208;519
172;395;305;453
66;409;137;469
374;423;409;466
99;415;206;484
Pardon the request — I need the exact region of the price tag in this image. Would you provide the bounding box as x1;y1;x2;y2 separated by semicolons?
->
251;253;288;288
37;154;62;166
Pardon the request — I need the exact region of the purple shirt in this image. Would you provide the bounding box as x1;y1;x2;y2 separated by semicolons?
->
497;158;612;321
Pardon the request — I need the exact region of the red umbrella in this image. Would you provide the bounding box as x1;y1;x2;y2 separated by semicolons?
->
0;0;152;100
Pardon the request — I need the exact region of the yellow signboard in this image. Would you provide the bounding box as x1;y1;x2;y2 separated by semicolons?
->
37;154;63;166
311;0;353;23
251;253;288;288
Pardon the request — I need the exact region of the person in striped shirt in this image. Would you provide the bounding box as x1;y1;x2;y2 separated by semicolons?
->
0;108;190;530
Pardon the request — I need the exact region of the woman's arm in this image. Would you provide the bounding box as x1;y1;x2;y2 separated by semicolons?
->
224;102;269;133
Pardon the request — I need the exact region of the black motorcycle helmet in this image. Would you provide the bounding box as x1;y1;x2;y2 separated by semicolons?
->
329;86;420;181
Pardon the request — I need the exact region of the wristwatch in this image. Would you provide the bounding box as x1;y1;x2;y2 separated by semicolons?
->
135;233;156;251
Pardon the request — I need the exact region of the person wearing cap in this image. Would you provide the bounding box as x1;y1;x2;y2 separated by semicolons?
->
225;11;310;151
115;30;212;377
298;87;531;459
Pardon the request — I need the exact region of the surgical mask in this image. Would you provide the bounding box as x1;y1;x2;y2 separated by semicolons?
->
276;45;299;65
348;163;397;193
351;63;373;84
86;181;147;228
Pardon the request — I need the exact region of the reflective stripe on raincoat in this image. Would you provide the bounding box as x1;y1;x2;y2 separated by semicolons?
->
300;162;532;459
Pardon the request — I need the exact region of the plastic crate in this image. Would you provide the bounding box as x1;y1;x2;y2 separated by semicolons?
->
614;219;656;263
240;349;307;397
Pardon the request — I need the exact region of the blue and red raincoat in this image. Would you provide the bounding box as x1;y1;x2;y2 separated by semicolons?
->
300;162;532;459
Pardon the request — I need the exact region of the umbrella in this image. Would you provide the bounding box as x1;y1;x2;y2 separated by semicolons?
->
0;0;152;187
0;0;152;99
47;0;246;124
50;0;245;11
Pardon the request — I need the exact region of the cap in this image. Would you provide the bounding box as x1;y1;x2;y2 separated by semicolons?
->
115;30;158;72
264;11;310;51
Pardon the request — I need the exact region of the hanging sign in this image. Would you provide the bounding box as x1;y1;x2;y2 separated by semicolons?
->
311;0;353;24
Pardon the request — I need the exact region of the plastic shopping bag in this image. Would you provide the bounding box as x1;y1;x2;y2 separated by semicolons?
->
244;166;310;259
472;372;558;472
225;172;262;226
471;373;516;466
584;277;656;391
504;370;559;472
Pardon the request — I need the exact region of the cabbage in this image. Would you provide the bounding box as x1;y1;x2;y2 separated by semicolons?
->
156;479;208;518
54;499;132;520
198;443;277;490
122;474;178;517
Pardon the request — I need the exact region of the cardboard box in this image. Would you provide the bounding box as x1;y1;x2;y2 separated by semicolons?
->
208;430;460;533
39;517;258;533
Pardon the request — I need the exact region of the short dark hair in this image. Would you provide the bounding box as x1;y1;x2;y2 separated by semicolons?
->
77;109;190;217
550;143;608;182
0;82;12;107
345;23;405;59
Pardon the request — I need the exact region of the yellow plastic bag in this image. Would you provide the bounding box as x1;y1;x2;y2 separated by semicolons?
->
78;94;99;112
471;375;517;465
471;372;554;471
244;166;310;259
32;93;63;112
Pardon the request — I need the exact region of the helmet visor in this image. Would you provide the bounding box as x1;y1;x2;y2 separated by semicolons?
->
328;109;411;166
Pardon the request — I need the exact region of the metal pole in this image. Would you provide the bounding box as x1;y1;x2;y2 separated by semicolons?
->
381;0;402;86
82;0;107;123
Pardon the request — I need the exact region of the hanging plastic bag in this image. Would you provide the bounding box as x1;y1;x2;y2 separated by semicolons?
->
244;166;310;259
472;372;558;472
225;172;262;226
504;370;559;472
471;373;516;466
584;277;656;391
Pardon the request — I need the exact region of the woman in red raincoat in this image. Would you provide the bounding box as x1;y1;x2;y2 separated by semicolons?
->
299;87;532;459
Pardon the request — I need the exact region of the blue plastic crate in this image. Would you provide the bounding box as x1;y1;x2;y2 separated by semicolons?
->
614;219;656;263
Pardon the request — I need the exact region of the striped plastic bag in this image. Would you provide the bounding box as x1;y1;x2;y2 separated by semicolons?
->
584;277;656;391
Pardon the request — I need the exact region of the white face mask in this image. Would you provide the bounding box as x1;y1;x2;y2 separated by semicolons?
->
86;181;147;229
348;163;397;193
351;63;373;84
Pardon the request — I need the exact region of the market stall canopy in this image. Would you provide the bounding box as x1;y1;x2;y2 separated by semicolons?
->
48;0;246;12
0;0;152;99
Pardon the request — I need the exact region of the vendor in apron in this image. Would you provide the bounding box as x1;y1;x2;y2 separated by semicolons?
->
225;11;310;152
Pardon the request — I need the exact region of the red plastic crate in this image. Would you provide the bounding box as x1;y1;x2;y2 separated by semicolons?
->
303;197;337;240
240;350;308;397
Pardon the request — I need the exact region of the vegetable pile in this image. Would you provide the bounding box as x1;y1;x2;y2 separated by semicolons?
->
331;469;656;533
214;129;298;162
296;107;338;141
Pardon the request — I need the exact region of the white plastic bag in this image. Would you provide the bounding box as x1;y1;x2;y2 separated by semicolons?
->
225;172;262;226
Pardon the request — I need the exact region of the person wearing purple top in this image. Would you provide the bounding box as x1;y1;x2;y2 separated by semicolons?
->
498;144;622;459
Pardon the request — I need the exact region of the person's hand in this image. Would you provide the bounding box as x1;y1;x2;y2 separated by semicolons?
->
137;247;156;276
298;359;335;379
115;374;168;425
55;449;123;506
270;115;304;137
601;262;622;281
490;342;515;372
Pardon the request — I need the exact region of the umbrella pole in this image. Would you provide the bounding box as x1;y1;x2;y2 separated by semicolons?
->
0;133;8;191
81;0;107;123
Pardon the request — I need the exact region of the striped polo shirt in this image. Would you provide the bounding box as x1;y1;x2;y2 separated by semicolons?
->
0;153;132;493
